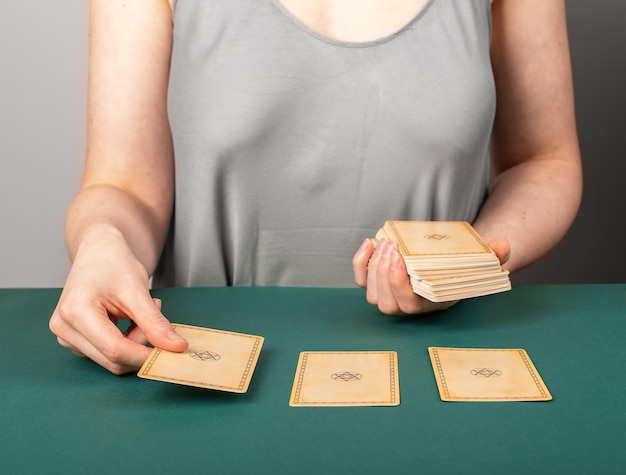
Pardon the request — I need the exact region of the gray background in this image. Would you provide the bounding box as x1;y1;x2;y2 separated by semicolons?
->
1;1;625;288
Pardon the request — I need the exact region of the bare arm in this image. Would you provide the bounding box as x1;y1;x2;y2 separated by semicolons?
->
353;0;582;314
473;0;582;272
49;0;187;374
69;0;174;268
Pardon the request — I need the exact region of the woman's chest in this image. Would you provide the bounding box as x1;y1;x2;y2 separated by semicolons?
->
275;0;431;42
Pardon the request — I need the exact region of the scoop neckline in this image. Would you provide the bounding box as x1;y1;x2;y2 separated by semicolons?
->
270;0;436;48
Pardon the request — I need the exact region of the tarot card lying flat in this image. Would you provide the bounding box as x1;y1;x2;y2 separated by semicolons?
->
428;347;552;402
138;324;264;393
289;351;399;407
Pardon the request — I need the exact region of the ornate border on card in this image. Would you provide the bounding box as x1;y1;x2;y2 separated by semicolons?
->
291;352;309;404
388;351;398;404
238;336;263;391
387;221;492;256
291;351;399;406
139;325;263;392
139;348;162;375
429;347;551;401
517;349;551;399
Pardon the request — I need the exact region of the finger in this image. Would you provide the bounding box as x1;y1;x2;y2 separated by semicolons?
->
489;237;511;265
74;334;147;374
387;249;426;314
51;310;149;374
120;292;188;353
126;323;149;345
124;297;163;345
353;238;375;288
386;249;459;315
374;241;407;314
76;336;147;374
366;239;392;304
56;335;87;358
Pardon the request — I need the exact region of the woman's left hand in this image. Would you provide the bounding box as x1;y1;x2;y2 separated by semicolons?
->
352;236;510;315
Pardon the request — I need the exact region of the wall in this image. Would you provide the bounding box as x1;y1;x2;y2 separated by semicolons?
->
1;1;87;287
514;0;626;284
1;1;624;287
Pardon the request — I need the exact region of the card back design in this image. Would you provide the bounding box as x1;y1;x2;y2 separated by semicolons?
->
428;347;552;402
384;221;494;257
138;324;264;393
289;351;400;407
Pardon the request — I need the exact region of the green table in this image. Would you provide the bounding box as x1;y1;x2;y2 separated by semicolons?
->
1;285;625;474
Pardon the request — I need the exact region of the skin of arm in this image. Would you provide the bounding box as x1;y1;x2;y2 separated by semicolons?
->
472;0;582;270
353;0;582;314
49;0;187;374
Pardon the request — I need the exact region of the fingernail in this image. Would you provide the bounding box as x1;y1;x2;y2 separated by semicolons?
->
167;331;186;342
374;239;386;253
390;251;402;270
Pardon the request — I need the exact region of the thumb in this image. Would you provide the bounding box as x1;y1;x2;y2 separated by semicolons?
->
131;296;188;352
489;237;511;266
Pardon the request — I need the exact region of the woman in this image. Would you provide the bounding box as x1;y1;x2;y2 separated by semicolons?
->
50;0;582;374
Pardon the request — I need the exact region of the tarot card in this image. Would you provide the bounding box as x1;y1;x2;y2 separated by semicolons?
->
289;351;400;407
378;221;497;262
138;324;264;393
428;347;552;402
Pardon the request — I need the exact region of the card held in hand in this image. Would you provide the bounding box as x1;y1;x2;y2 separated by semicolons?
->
379;220;496;259
428;347;552;402
289;351;400;407
375;221;511;302
138;324;264;393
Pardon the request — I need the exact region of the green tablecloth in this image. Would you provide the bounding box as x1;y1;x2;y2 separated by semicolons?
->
1;285;625;474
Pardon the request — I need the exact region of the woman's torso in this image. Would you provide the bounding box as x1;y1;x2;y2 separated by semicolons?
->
154;0;495;288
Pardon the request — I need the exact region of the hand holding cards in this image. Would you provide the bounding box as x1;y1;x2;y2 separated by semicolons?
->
375;221;511;302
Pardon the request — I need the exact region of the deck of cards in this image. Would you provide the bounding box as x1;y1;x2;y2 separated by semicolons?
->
375;221;511;302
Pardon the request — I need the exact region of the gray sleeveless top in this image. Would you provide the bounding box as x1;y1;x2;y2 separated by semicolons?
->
154;0;495;288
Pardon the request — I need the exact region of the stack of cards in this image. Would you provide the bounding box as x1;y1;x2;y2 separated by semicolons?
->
375;221;511;302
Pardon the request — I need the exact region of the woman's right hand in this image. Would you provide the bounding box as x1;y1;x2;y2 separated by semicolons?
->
49;229;187;374
50;0;184;374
